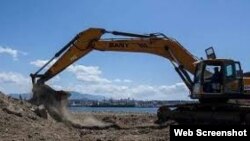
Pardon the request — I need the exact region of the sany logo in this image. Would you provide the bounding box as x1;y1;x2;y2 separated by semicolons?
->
109;43;149;48
109;43;128;48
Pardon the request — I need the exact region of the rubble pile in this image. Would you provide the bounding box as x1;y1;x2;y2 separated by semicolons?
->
0;91;80;141
0;91;169;141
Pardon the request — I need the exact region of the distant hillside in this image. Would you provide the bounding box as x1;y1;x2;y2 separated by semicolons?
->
69;91;105;101
9;93;32;100
9;91;105;101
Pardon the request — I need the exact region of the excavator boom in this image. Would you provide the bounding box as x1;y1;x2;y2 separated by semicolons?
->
31;28;198;90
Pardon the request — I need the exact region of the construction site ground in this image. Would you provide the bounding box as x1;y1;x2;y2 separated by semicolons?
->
0;92;169;141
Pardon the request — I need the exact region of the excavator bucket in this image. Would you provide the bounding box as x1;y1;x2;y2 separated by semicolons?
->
30;84;71;121
31;84;70;105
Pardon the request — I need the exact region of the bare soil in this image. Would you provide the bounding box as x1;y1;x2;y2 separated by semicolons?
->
0;92;170;141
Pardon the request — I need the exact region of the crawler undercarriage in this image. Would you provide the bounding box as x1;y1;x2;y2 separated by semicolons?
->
157;101;250;125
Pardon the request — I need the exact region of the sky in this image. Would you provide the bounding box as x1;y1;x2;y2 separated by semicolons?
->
0;0;250;100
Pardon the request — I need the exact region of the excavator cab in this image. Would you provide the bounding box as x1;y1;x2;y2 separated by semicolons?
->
191;59;245;101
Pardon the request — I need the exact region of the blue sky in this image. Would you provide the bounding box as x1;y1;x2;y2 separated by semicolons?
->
0;0;249;100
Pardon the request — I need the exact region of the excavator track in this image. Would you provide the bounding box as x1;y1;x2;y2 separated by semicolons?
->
157;102;250;125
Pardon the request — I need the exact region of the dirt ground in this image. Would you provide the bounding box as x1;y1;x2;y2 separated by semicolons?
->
0;92;170;141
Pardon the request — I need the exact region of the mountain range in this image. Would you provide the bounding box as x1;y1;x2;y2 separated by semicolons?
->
68;91;105;101
8;91;105;101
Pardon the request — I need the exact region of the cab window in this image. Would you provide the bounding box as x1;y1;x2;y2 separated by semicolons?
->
225;64;234;77
194;64;202;83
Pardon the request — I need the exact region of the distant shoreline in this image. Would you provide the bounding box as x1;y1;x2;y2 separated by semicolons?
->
68;106;158;114
68;105;156;108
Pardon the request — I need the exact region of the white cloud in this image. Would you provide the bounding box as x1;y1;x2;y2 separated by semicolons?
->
123;79;132;83
30;59;57;68
0;72;28;84
68;65;111;84
31;59;112;84
0;46;27;60
68;65;102;76
30;59;48;67
0;72;31;93
30;59;189;100
30;59;133;84
159;83;187;93
46;75;61;85
63;82;189;100
50;84;64;90
114;79;132;83
114;79;121;82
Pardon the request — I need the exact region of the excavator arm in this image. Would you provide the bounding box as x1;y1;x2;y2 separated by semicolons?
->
31;28;198;90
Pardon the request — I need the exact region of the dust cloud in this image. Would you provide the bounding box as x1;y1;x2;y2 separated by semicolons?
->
31;84;111;128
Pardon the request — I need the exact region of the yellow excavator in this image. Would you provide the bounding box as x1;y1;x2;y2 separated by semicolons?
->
30;28;250;124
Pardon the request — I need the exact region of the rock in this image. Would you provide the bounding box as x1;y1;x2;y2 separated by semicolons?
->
28;134;32;138
34;105;48;119
3;105;22;117
27;114;38;120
